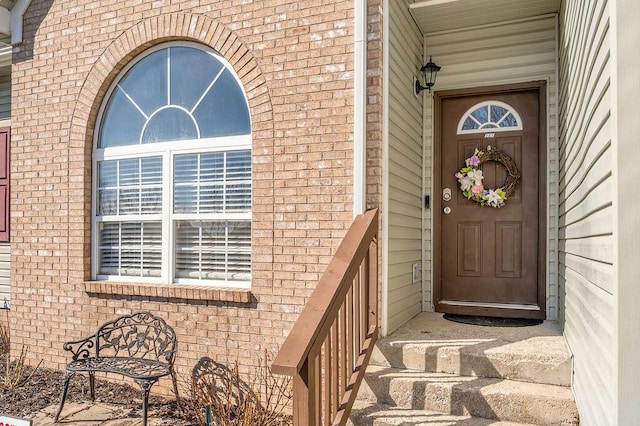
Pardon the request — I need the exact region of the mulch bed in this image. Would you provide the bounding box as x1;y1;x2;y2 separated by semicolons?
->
0;353;197;425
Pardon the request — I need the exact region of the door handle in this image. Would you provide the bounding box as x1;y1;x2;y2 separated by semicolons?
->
443;206;451;215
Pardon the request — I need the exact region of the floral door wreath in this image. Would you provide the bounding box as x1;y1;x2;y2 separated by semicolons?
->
455;146;520;208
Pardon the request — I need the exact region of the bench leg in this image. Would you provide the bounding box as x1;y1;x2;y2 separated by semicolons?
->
54;370;74;423
89;371;96;400
170;367;181;410
136;379;155;426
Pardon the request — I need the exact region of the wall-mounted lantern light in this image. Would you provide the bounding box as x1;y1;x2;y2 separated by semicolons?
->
415;56;441;94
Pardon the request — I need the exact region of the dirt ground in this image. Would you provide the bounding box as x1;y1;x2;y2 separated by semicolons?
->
0;353;197;425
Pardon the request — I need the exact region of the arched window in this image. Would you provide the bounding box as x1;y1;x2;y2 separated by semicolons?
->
93;43;252;288
457;100;523;134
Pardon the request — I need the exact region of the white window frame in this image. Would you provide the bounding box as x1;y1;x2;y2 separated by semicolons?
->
91;42;252;288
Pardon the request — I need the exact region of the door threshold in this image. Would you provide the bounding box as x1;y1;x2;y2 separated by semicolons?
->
440;300;541;311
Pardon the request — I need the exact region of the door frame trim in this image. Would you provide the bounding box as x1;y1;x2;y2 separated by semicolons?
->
433;81;547;319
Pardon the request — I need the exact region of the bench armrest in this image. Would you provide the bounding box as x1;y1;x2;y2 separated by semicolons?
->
63;336;96;361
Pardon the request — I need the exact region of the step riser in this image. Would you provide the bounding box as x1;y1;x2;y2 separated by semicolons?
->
350;408;530;426
356;314;578;425
361;371;579;425
370;342;572;387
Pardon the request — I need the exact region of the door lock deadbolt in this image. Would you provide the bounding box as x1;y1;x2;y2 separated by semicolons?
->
442;188;452;202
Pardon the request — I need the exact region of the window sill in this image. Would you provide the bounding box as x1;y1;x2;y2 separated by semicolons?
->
83;281;252;303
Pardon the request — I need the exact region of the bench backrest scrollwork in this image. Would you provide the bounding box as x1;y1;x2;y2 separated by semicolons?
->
95;312;177;365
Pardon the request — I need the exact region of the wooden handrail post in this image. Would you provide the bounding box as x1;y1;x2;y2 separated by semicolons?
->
294;357;314;426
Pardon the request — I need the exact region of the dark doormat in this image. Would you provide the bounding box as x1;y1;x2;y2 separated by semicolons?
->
443;313;543;327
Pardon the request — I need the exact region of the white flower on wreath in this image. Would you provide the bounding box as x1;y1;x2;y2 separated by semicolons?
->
467;169;483;185
485;189;502;206
459;176;474;191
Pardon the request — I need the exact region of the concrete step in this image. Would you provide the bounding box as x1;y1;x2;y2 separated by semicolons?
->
358;365;579;425
350;402;537;426
370;315;572;386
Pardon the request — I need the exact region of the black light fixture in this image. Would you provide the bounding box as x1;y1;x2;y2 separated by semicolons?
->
415;56;441;95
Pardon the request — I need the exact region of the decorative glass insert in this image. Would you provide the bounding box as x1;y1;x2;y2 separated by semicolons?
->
457;101;523;134
93;43;252;288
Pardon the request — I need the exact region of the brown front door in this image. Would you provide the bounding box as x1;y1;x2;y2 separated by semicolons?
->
434;83;546;319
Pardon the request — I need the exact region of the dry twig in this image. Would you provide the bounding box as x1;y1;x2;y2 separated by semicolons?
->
0;319;43;390
183;349;292;426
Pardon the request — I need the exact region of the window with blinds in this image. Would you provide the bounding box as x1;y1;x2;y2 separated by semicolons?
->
93;43;252;288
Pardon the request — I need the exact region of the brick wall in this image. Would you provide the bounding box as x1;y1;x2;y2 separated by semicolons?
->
8;0;383;390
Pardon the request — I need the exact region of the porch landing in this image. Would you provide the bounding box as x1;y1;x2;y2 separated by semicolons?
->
350;312;579;425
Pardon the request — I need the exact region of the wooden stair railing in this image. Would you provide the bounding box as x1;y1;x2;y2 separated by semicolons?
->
272;208;379;426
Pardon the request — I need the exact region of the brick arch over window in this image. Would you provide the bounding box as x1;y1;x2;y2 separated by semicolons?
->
68;13;274;281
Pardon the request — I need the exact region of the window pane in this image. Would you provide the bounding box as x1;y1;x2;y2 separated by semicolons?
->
199;186;224;213
200;153;224;182
174;151;251;214
98;221;161;277
227;220;251;280
462;117;479;131
119;188;140;214
500;113;518;128
471;106;489;123
97;158;162;216
193;70;251;137
119;159;139;185
175;220;250;282
199;152;225;213
97;161;118;216
98;223;120;275
170;47;224;110
118;159;140;214
98;189;117;216
141;222;162;277
226;151;252;211
98;161;117;187
490;105;508;123
141;107;199;144
174;154;199;183
140;157;163;213
119;49;168;116
99;88;146;148
226;151;251;181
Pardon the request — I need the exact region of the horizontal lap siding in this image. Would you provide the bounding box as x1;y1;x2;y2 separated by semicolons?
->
558;0;614;424
425;16;559;318
386;0;424;333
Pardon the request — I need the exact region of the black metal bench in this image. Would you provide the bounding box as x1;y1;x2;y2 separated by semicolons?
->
55;312;179;426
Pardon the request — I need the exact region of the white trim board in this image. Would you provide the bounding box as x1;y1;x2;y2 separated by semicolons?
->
10;0;31;44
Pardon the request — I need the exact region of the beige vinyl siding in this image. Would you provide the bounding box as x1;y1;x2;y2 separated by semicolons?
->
0;243;9;309
424;16;559;318
386;0;424;333
616;0;640;420
558;0;613;424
